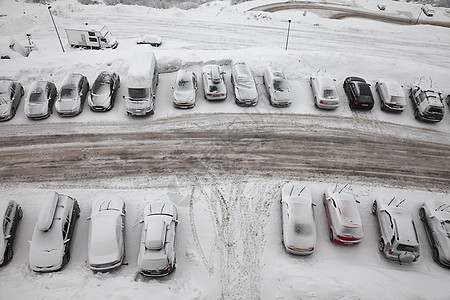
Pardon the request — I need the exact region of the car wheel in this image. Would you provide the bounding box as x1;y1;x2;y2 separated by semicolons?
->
64;250;71;265
314;97;318;107
414;109;419;120
6;246;13;261
20;86;24;97
380;100;386;111
419;208;426;221
432;248;439;262
378;239;385;252
76;205;81;218
329;229;334;242
372;201;377;215
18;207;23;220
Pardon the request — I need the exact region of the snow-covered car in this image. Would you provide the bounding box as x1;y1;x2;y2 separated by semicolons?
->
24;80;57;119
55;73;89;117
29;192;80;272
409;86;444;122
138;203;178;277
231;63;258;106
375;79;406;112
0;200;23;266
310;73;339;109
420;199;450;267
88;198;126;271
263;65;292;107
88;71;120;112
281;183;316;255
343;77;374;110
0;79;23;121
136;35;162;47
201;65;227;100
172;70;197;109
323;186;364;245
372;196;420;263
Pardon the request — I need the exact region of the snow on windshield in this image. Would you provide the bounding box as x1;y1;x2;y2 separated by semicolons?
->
29;92;44;103
273;79;289;92
60;86;77;99
177;79;193;92
323;88;337;99
92;83;110;95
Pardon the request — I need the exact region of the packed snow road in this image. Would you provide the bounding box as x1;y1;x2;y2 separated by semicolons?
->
0;114;449;190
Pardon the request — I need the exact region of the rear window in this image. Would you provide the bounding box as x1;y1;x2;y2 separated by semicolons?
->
397;244;417;253
322;88;336;99
427;106;443;114
358;95;373;104
60;86;76;99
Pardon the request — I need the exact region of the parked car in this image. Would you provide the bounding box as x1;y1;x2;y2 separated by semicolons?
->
420;199;450;267
231;63;258;106
24;80;57;119
201;65;227;100
55;73;89;117
310;73;339;109
136;35;162;47
281;183;316;255
29;191;80;272
343;77;374;110
375;79;406;112
172;70;197;109
409;85;444;122
0;200;23;266
88;198;126;271
263;65;292;107
372;196;420;263
323;186;364;245
88;71;120;112
138;203;178;277
0;79;23;121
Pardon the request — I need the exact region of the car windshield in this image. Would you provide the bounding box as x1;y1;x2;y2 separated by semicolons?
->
273;79;289;92
294;223;312;235
92;82;110;95
29;92;45;103
60;86;76;99
128;88;148;100
0;95;8;105
322;88;336;99
177;79;193;92
397;244;417;252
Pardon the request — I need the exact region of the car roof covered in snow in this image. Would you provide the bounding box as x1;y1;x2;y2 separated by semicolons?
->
425;199;450;221
378;78;404;97
91;198;123;214
331;192;362;227
37;191;59;231
61;73;83;87
314;73;336;90
127;51;156;88
389;207;419;244
144;203;177;218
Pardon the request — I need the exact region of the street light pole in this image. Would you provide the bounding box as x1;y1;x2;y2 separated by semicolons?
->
415;5;423;25
48;6;65;53
285;20;291;50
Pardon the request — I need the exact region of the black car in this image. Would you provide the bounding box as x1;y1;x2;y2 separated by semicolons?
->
0;79;24;121
24;81;57;120
88;71;121;112
343;77;374;110
0;200;23;266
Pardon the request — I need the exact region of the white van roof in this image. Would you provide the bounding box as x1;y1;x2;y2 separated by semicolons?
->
127;51;156;88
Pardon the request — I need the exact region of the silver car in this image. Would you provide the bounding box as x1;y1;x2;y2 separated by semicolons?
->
0;200;23;266
55;73;89;117
263;65;292;107
231;63;258;106
173;70;197;109
310;73;339;109
0;79;23;121
88;198;126;271
24;81;57;120
138;203;178;277
372;196;420;263
202;65;227;100
375;79;406;112
88;71;120;112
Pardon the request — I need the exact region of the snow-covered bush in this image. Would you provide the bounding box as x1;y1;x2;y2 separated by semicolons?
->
102;0;211;9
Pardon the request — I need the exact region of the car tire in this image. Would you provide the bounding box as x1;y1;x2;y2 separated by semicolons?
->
20;86;24;97
76;205;80;218
12;107;16;118
18;207;23;220
6;246;13;261
372;201;377;215
380;100;386;111
419;208;426;221
414;109;419;120
378;239;385;252
329;229;334;242
64;250;71;266
432;248;439;263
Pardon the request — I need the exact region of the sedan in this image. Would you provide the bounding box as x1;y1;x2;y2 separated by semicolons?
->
0;200;23;266
323;185;364;245
138;203;178;277
263;65;292;107
310;73;339;109
88;71;120;112
88;198;126;271
0;79;23;121
231;63;258;106
202;65;227;100
420;199;450;267
173;70;197;109
343;77;374;110
375;79;406;112
55;73;89;116
281;183;316;255
24;81;57;119
136;35;162;47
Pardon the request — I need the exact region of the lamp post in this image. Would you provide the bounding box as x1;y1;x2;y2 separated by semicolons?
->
285;20;291;50
48;6;65;53
415;5;423;25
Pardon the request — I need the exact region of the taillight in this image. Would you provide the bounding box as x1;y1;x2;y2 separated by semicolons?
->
371;102;374;106
354;101;359;105
320;100;323;104
167;266;172;272
207;93;212;96
389;249;393;254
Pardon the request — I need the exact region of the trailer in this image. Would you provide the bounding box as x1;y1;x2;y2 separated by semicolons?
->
65;25;118;49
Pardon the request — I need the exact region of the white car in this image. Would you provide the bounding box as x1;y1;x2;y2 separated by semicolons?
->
136;34;162;47
263;65;292;107
323;186;364;245
0;79;23;121
231;63;258;106
29;191;80;272
0;200;22;266
55;73;89;117
281;183;316;255
88;198;126;271
310;73;339;109
138;203;178;277
24;80;57;120
173;70;197;109
372;196;420;263
420;199;450;267
375;79;406;112
202;65;227;100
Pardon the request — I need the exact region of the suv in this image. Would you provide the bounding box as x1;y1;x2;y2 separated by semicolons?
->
29;192;80;272
409;86;444;122
0;200;23;266
372;196;420;263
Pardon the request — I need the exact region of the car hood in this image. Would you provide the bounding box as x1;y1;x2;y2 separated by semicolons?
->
29;245;64;268
174;91;195;104
25;102;47;116
273;91;292;102
57;98;79;112
0;101;11;117
89;250;121;265
90;93;110;107
235;86;258;101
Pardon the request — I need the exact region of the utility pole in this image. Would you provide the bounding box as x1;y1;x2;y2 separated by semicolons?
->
285;20;291;50
415;5;423;25
48;6;65;53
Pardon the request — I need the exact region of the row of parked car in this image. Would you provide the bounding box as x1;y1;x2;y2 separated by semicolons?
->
1;192;177;277
281;183;450;266
1;57;448;122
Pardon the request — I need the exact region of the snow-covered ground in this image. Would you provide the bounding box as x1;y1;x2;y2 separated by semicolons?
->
0;0;449;299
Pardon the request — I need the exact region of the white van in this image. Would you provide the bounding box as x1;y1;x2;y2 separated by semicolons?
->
124;51;158;116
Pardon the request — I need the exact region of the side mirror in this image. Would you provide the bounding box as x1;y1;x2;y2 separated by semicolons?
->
121;213;125;217
5;234;11;240
139;219;144;224
171;86;174;90
122;95;125;99
64;239;71;244
312;203;317;207
86;216;91;221
355;199;361;204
